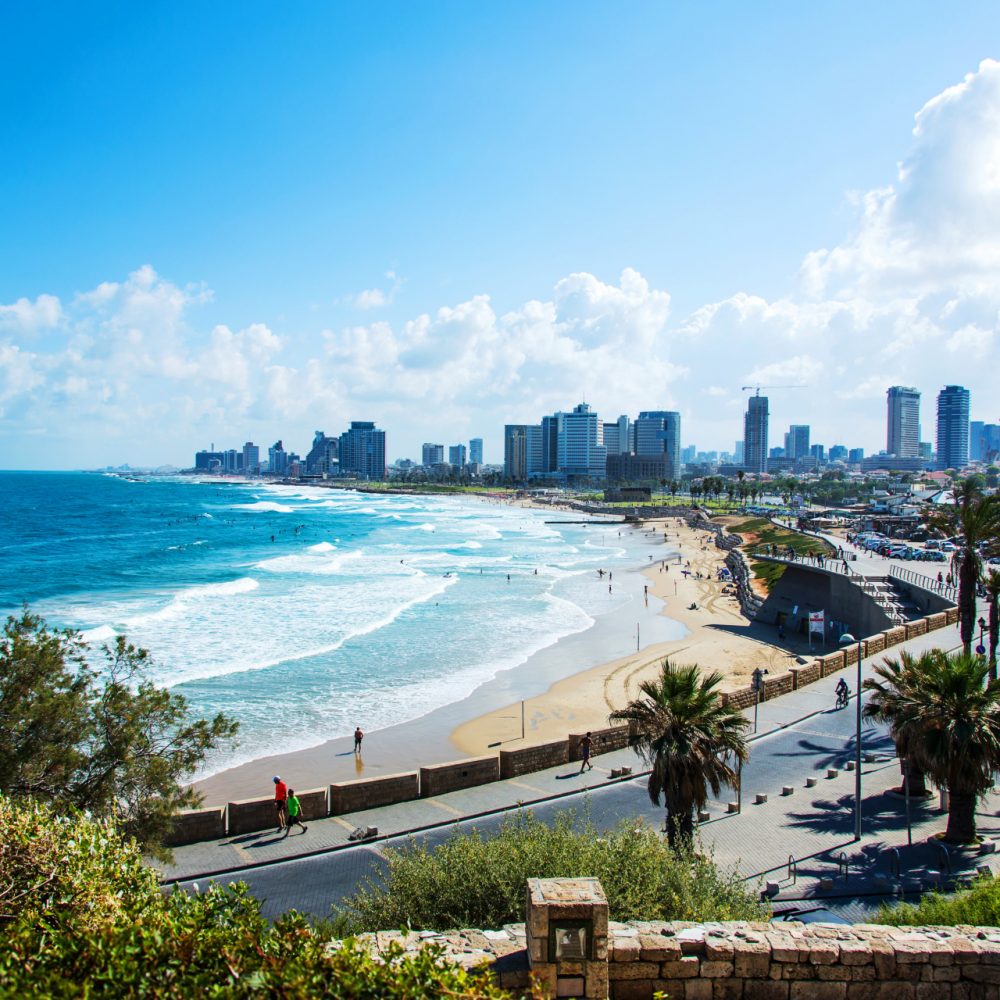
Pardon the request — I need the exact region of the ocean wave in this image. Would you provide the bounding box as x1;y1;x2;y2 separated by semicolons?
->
308;541;337;552
232;501;296;513
124;577;260;627
80;624;118;644
253;549;361;575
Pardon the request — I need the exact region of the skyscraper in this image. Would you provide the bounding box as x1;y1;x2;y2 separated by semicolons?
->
422;443;444;466
526;425;544;476
242;441;260;475
449;444;467;467
743;395;769;474
784;425;810;460
556;403;606;477
936;385;971;470
634;410;682;480
268;440;287;476
339;421;386;479
469;438;483;465
504;424;528;480
970;421;985;462
886;386;920;458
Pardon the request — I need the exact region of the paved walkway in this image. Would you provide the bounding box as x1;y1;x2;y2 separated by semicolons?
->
162;622;980;905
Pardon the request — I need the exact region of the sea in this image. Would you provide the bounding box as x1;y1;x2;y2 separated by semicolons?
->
0;472;680;776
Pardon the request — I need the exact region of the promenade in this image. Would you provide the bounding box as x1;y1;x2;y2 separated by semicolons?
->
161;617;1000;925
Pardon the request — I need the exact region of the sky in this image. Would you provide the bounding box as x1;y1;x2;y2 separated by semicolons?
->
2;3;1000;468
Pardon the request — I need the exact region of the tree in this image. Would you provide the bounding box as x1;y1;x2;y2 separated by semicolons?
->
864;648;1000;843
986;569;1000;685
0;611;238;858
862;651;930;797
927;478;1000;653
610;661;750;846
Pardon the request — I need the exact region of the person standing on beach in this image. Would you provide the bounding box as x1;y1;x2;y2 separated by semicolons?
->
354;727;364;753
284;789;308;836
579;732;594;773
272;776;288;832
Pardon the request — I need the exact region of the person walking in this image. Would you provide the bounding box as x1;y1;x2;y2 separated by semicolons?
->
272;775;288;832
284;789;308;836
354;727;364;753
579;732;594;773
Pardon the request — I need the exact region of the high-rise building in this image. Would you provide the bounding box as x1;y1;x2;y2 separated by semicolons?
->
469;438;483;465
305;431;338;474
829;445;848;463
848;447;864;465
526;425;544;476
983;425;1000;464
556;403;606;478
633;411;682;481
540;415;559;474
936;385;971;470
421;443;444;466
268;440;288;476
970;422;986;462
449;444;467;468
810;444;825;463
603;415;630;456
681;444;696;465
734;441;745;465
504;424;528;480
242;442;260;475
886;386;920;458
784;425;810;460
743;395;769;474
339;421;386;479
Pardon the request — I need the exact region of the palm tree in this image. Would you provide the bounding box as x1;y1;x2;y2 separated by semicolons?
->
985;569;1000;684
927;478;1000;653
866;649;1000;843
610;661;750;846
862;652;930;797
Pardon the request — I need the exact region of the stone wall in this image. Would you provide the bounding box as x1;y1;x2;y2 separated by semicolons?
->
166;806;226;846
329;772;420;815
349;918;1000;999
569;726;632;761
499;739;569;779
419;756;500;797
227;796;277;836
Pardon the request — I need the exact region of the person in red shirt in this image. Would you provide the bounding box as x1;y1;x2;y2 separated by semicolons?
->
272;775;288;831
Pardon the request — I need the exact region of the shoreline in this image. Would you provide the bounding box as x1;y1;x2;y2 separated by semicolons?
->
191;507;803;806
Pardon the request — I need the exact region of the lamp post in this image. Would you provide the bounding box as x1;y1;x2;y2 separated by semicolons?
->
978;617;988;659
839;632;863;842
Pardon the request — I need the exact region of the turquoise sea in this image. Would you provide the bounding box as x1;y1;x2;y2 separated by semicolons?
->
0;472;677;775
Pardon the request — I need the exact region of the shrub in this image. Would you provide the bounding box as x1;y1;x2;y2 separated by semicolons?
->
332;809;766;934
0;800;519;999
876;876;1000;926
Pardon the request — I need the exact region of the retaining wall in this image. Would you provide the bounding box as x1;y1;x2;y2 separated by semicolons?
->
294;787;329;822
329;772;420;815
569;726;631;761
419;756;500;797
166;806;226;846
227;796;278;836
499;739;569;778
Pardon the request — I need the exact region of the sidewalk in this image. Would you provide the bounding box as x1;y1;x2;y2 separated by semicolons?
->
160;621;972;885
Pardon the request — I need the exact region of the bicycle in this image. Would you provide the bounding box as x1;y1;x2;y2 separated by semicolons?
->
835;686;850;710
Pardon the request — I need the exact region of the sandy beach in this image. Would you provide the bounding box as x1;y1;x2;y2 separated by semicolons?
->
189;505;808;806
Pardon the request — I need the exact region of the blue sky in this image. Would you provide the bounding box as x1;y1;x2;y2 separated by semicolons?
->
2;4;1000;467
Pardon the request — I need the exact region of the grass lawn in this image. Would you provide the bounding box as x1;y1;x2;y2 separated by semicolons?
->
724;517;836;593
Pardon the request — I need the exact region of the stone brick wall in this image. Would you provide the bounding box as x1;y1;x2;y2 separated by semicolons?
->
227;796;278;836
569;726;632;761
820;651;847;677
947;607;960;625
419;756;500;797
789;662;822;688
927;611;949;630
885;625;907;646
905;618;929;638
166;806;226;846
863;633;886;655
294;787;329;821
763;673;794;700
499;739;569;779
329;772;420;815
347;919;1000;999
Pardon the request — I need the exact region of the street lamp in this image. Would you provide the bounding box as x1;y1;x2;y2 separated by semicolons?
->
839;632;863;842
751;667;768;733
978;617;988;659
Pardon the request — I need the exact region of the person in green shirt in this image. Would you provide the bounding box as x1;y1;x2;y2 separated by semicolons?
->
284;789;308;836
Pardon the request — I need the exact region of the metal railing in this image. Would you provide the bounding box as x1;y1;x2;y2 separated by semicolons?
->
888;566;958;603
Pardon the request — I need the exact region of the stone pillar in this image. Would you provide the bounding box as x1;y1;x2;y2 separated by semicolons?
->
525;877;609;999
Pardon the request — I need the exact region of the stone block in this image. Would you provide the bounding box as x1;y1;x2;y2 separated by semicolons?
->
704;937;735;961
499;738;569;778
733;937;771;978
699;960;734;978
607;961;660;980
638;934;681;962
782;785;795;796
806;777;818;788
682;981;712;1000
756;793;769;804
661;957;700;979
227;795;279;835
613;937;641;962
419;756;500;797
789;983;847;999
166;806;226;845
329;772;419;814
293;786;328;821
610;980;655;1000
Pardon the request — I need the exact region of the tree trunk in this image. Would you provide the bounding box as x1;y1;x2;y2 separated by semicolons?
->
665;804;695;848
944;789;978;844
989;595;998;685
901;759;928;797
959;554;978;655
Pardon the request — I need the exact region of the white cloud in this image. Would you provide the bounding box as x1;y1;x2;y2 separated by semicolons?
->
0;294;62;333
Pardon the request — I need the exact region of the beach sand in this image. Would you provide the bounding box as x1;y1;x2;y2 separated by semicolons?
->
191;509;806;805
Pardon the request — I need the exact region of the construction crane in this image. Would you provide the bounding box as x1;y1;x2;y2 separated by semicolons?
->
741;384;807;396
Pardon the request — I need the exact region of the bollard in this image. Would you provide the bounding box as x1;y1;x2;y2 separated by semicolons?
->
805;777;818;788
755;792;768;804
826;768;839;779
781;785;794;796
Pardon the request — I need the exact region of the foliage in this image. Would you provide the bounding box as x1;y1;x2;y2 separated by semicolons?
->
0;610;238;859
876;876;1000;927
985;568;1000;683
863;648;1000;843
610;661;750;846
926;478;1000;652
0;799;519;999
331;809;765;935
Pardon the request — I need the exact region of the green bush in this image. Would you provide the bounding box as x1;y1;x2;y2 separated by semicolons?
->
332;809;766;934
876;876;1000;926
0;800;519;999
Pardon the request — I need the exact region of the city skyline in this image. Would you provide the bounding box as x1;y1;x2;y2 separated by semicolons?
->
3;8;1000;468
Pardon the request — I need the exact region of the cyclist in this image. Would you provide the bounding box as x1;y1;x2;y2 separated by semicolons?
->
835;677;850;709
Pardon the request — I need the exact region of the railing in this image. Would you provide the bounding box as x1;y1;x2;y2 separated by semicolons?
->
888;567;958;603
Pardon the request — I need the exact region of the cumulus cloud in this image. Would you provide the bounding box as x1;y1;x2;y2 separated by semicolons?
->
0;294;62;333
348;271;403;310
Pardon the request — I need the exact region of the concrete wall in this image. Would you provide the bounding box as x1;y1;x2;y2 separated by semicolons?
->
569;726;631;761
294;787;329;821
227;796;278;836
419;756;500;797
166;806;226;846
499;739;569;779
329;772;420;815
